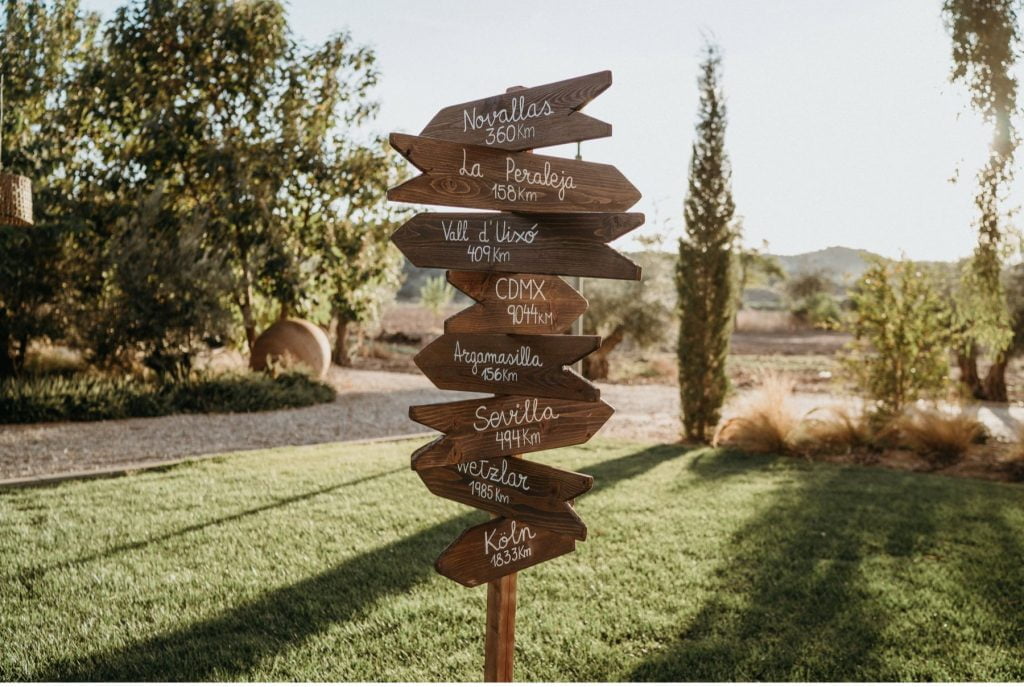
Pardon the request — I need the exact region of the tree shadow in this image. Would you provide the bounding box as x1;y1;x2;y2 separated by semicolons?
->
631;460;1023;681
32;443;687;680
11;467;405;584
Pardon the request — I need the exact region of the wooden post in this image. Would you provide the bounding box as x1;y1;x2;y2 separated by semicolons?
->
483;85;530;684
484;571;517;681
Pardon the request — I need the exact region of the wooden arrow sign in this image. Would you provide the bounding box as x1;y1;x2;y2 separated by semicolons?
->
436;516;577;588
444;272;584;335
410;396;614;468
419;71;613;151
416;456;591;539
391;213;642;280
388;133;641;213
414;333;600;400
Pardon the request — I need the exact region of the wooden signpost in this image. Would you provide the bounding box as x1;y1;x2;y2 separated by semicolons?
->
392;212;642;279
388;133;641;213
444;272;589;335
414;333;600;400
409;396;614;468
419;71;613;150
388;72;643;681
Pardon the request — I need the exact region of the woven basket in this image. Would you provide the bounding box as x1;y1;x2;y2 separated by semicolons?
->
0;172;33;226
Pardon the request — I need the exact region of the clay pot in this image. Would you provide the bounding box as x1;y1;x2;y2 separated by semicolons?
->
249;318;331;379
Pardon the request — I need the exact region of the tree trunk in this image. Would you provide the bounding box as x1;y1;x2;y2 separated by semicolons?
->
0;323;15;378
582;324;625;381
333;316;352;367
982;350;1009;402
240;278;257;352
957;343;983;399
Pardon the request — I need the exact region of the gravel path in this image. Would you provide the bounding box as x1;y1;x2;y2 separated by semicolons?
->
4;367;1024;483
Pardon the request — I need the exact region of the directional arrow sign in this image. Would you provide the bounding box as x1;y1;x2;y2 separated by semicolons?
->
388;133;641;213
391;212;642;280
416;455;591;539
410;396;614;468
414;333;600;400
444;272;585;336
419;71;613;151
436;516;577;588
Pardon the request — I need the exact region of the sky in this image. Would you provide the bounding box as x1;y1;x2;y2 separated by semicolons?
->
80;0;1021;261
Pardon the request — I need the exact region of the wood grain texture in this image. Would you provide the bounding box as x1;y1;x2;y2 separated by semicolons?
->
413;333;600;401
415;456;590;539
436;516;576;588
421;71;612;151
409;395;614;467
388;133;641;213
445;272;585;335
484;573;517;682
391;213;642;280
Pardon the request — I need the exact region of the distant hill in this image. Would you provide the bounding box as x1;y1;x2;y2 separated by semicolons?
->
772;246;884;285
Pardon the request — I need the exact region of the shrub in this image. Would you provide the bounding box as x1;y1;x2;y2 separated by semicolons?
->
842;258;953;417
419;275;455;316
0;371;335;424
893;408;986;467
800;407;876;455
713;372;803;454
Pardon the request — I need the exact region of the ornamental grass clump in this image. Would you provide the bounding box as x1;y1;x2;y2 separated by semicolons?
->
713;371;803;455
893;407;987;467
799;407;877;456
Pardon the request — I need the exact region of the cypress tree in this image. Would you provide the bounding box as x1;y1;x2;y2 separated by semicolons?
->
677;42;738;442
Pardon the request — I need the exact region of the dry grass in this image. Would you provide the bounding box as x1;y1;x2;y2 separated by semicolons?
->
713;371;804;454
893;408;987;467
800;407;876;455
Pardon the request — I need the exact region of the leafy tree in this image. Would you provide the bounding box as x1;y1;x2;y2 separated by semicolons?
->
0;0;98;376
785;271;840;328
676;42;738;442
943;0;1021;399
582;261;673;380
0;224;68;375
737;239;785;300
419;274;455;317
85;187;231;378
842;259;953;417
65;0;387;358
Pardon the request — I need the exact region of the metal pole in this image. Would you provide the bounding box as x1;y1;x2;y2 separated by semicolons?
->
571;141;584;373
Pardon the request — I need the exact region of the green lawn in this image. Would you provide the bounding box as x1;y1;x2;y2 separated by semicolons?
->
1;438;1022;681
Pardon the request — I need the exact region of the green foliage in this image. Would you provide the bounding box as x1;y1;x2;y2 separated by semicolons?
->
786;272;840;328
0;370;334;424
842;259;954;417
737;238;786;297
584;270;673;350
49;0;396;357
943;0;1021;354
0;1;99;376
677;42;738;442
0;223;70;375
2;439;1023;680
418;274;455;316
85;187;232;377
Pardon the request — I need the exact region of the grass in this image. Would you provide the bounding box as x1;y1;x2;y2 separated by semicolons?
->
0;370;335;424
1;438;1022;681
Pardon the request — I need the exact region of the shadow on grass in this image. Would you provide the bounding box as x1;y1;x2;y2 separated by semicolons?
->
12;467;405;584
632;452;1024;681
35;443;686;680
